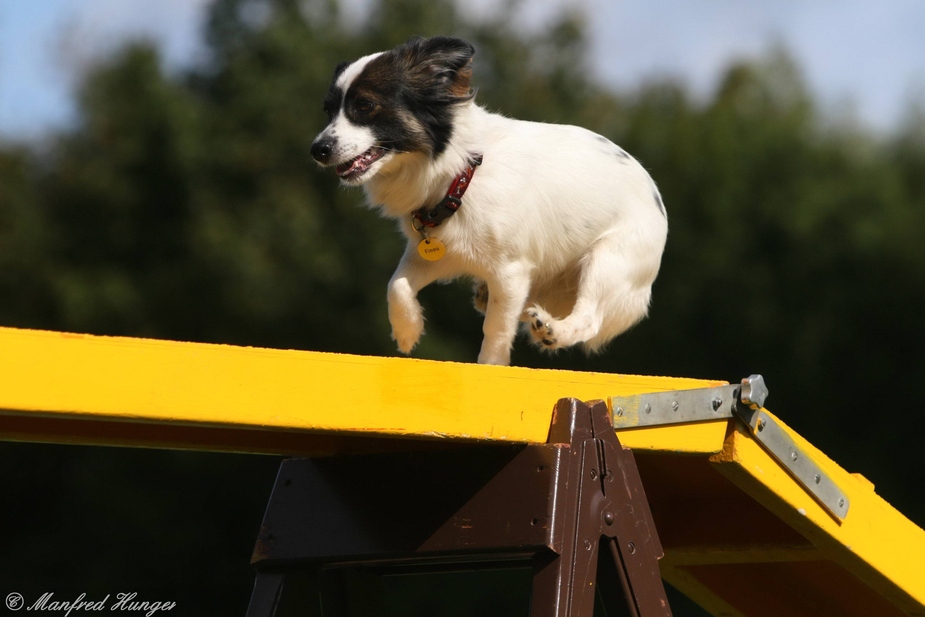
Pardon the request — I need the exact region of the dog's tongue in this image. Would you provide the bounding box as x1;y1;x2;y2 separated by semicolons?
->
336;157;361;177
336;148;383;177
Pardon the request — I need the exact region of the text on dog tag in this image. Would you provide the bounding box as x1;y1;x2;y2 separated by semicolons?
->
417;238;446;261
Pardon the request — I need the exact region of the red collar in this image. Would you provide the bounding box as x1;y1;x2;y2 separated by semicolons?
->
412;154;483;230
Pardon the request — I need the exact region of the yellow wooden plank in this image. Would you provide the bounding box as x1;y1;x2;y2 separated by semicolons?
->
710;412;925;613
615;420;730;454
0;327;721;452
660;563;747;617
662;544;823;566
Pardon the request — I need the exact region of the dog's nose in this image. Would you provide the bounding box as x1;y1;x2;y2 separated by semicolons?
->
311;138;334;164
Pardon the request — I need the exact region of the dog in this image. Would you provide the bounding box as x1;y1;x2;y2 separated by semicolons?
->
311;36;668;366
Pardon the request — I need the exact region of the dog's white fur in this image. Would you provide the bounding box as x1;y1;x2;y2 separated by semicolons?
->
321;53;668;366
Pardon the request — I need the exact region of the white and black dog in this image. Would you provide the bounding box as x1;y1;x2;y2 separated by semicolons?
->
311;36;667;366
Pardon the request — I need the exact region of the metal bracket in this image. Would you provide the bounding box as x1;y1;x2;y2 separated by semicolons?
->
734;377;850;521
610;375;850;522
611;384;739;428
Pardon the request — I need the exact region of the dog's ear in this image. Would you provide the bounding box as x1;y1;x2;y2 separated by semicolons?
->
401;36;476;100
331;60;350;85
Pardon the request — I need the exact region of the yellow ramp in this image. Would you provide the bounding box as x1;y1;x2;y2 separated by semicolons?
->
0;326;923;616
0;326;714;454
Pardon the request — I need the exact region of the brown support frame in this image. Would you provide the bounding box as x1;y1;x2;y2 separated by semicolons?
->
246;398;671;616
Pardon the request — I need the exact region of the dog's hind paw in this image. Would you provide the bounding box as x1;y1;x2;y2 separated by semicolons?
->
526;306;558;349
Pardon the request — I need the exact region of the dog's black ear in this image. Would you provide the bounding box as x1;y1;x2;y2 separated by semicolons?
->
331;60;350;85
400;36;476;100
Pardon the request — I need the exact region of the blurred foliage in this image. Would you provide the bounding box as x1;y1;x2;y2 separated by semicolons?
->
1;0;925;614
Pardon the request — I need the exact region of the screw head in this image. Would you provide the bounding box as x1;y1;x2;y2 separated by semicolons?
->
604;511;614;526
615;406;624;417
627;542;636;554
838;498;846;508
671;401;680;412
814;474;821;485
644;403;652;415
790;450;799;462
712;397;723;412
590;469;597;480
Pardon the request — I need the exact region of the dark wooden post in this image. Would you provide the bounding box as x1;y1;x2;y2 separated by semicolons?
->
246;398;671;617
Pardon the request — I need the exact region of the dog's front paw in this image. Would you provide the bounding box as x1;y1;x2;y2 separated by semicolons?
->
526;306;558;349
388;278;425;354
393;327;422;355
390;305;425;354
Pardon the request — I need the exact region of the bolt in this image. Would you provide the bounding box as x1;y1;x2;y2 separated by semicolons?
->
615;406;624;417
814;474;821;485
757;420;765;432
671;401;679;413
627;542;636;554
838;498;846;508
604;512;614;526
644;403;652;415
740;374;769;409
712;397;723;412
790;450;798;462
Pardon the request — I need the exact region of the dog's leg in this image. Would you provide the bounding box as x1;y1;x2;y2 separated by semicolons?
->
528;234;654;352
388;245;453;354
472;279;488;315
478;264;532;365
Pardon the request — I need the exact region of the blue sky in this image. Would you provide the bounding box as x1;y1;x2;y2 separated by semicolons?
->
1;0;924;142
589;0;925;129
0;0;208;141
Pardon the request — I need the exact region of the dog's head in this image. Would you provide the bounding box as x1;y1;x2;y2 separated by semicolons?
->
310;36;476;185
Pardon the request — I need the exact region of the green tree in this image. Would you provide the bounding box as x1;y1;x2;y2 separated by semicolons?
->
0;147;56;327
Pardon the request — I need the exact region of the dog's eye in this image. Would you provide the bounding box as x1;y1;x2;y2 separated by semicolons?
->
356;99;374;113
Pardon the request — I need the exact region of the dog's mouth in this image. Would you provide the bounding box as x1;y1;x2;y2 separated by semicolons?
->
336;147;387;181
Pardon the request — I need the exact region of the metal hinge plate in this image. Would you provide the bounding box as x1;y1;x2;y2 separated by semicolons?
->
611;384;739;428
610;375;850;522
735;403;850;521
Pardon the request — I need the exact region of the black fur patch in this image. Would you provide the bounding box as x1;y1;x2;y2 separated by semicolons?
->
323;61;349;120
595;135;631;162
323;85;343;121
653;189;666;217
327;36;477;158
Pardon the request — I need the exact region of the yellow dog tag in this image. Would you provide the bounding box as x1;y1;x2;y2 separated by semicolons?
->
417;237;446;261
